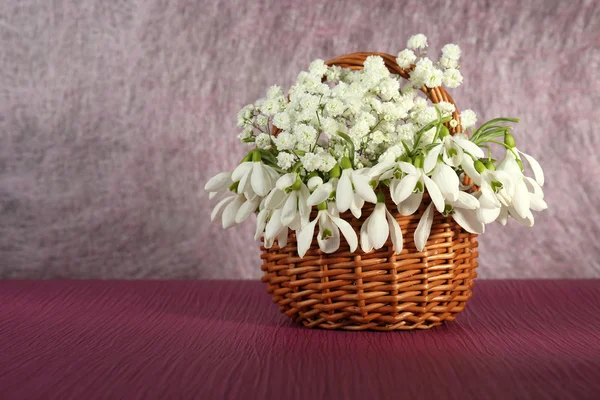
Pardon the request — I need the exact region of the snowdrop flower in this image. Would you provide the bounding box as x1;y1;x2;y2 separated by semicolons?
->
336;157;377;213
446;192;484;234
264;173;311;230
204;171;232;200
262;208;289;249
360;194;403;254
297;202;358;258
407;33;428;50
462;158;515;224
211;193;260;229
495;151;547;226
424;129;485;170
232;153;280;197
504;133;545;186
390;158;445;215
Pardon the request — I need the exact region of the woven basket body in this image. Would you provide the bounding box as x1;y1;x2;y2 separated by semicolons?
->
260;53;479;330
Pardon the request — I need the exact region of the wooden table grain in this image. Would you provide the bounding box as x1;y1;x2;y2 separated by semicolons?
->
1;280;599;399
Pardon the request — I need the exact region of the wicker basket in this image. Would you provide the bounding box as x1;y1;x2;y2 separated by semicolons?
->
260;52;479;331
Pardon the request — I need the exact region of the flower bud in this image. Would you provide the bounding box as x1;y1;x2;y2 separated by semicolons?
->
474;160;486;174
241;153;253;163
504;133;516;148
340;157;353;170
291;176;302;191
449;119;458;128
329;163;341;178
414;155;424;169
252;151;262;162
484;160;496;170
439;125;450;138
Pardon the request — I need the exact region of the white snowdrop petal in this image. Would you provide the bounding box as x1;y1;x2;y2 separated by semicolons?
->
307;176;323;191
397;161;417;175
520;151;545;186
452;208;485;234
205;171;232;192
352;174;377;204
454;138;484;159
297;218;318;258
433;164;459;202
331;216;358;252
386;210;403;254
399;192;423;216
423;175;445;213
476;205;501;224
368;204;390;249
454;192;480;210
281;192;298;226
529;193;548;211
231;162;252;182
317;218;341;254
360;216;373;253
235;197;259;224
336;171;353;212
512;180;531;219
276;173;297;190
251;162;271;197
211;196;235;222
265;189;286;209
394;174;419;204
307;183;332;206
424;144;443;174
461;157;482;185
222;196;245;229
414;203;434;252
254;209;269;240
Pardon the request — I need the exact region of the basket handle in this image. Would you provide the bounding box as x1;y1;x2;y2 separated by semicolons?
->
325;52;463;135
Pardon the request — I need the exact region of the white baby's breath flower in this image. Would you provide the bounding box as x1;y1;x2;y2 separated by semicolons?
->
437;101;456;117
274;131;296;151
325;65;342;82
364;56;389;80
460;109;477;129
237;126;254;143
273;112;291;130
309;59;328;77
443;68;463;89
396;49;417;68
442;44;461;61
236;104;254;127
267;85;283;100
424;68;444;88
325;98;345;117
255;133;271;149
407;33;428;50
277;152;296;170
440;56;458;69
256;115;268;127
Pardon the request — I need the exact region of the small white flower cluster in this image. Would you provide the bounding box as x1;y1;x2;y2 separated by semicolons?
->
206;34;548;258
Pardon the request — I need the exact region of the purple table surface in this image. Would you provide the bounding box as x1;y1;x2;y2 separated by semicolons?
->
1;280;599;400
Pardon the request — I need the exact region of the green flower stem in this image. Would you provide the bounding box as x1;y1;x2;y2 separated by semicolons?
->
376;192;386;203
317;201;328;211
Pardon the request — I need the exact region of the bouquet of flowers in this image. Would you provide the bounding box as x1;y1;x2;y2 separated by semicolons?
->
205;34;547;258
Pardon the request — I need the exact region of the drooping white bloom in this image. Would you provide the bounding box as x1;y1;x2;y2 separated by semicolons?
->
297;203;358;257
211;193;260;229
447;192;484;234
424;134;485;170
460;109;477;129
336;165;377;213
396;49;417;68
204;171;233;200
390;161;446;215
360;201;403;254
232;160;280;197
407;33;428;49
264;173;311;230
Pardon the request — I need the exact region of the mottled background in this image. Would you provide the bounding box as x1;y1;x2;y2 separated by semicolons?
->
0;0;598;279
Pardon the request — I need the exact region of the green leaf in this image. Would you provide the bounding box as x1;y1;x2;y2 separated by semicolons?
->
336;131;355;166
257;148;278;164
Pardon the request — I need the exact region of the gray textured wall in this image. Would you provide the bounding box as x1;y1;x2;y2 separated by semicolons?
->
1;0;599;279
